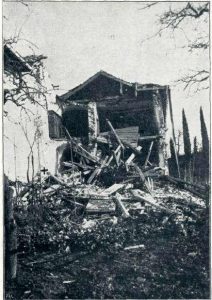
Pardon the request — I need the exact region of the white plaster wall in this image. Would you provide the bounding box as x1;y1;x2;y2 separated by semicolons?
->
4;68;64;182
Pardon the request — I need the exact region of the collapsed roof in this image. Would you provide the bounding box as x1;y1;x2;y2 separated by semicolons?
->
4;44;32;73
58;70;167;103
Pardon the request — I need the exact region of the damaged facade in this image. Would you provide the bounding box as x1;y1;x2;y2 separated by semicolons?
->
54;70;176;175
4;47;177;182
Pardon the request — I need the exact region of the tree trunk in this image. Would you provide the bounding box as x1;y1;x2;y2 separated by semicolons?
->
4;175;17;281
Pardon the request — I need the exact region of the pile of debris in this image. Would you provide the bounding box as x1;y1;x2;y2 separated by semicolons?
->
20;120;171;215
15;119;208;252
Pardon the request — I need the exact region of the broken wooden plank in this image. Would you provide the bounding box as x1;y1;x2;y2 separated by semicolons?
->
64;127;100;164
144;141;154;167
43;184;61;195
131;189;173;214
48;173;70;187
112;150;120;166
116;149;121;164
63;161;94;170
86;200;116;213
100;126;139;148
95;136;109;144
131;162;153;195
164;175;206;191
105;145;121;167
111;126;139;148
138;135;162;142
61;197;84;208
114;193;130;218
106;119;125;149
87;156;108;184
100;183;125;196
124;244;145;251
163;175;206;199
125;146;142;166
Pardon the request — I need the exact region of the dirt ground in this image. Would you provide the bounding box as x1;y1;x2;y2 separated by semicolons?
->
6;203;209;300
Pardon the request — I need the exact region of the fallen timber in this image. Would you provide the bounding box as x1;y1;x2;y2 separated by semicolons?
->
162;175;208;200
16;118;207;238
131;189;173;214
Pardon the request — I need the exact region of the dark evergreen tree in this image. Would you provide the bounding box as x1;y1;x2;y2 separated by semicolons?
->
169;138;180;178
200;107;209;158
182;109;191;158
193;136;198;182
170;138;175;159
193;136;198;154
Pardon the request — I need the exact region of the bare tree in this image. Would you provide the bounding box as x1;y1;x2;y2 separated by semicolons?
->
159;2;209;30
4;41;48;115
140;2;209;93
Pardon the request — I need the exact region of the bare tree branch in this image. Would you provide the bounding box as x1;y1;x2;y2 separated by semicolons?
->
4;40;49;113
140;2;209;94
187;38;209;52
159;2;209;29
138;2;158;11
175;70;209;94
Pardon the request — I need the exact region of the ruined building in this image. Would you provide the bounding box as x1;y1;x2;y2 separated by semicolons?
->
53;71;176;174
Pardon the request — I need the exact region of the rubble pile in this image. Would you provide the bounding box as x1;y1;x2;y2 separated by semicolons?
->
15;121;208;253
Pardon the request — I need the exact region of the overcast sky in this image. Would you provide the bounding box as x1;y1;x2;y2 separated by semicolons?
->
3;1;210;145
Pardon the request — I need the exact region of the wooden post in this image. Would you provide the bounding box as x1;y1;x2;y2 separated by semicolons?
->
4;175;17;281
134;82;138;97
144;141;154;167
166;86;180;178
114;193;130;218
87;102;99;156
152;89;167;172
120;82;123;95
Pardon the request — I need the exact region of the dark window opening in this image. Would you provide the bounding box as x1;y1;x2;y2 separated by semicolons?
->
48;110;65;139
62;108;89;138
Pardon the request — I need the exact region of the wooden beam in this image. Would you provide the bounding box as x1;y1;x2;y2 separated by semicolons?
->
100;184;125;196
87;102;99;156
112;150;120;166
163;175;207;200
95;136;109;144
131;162;153;195
125;146;142;166
144;141;154;167
114;193;130;218
166;86;180;178
64;127;100;164
131;189;173;214
120;82;123;95
105;145;121;167
106;119;125;150
138;135;162;142
87;156;108;184
134;82;138;97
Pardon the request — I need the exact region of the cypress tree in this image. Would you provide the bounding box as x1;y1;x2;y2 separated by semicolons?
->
182;109;191;158
193;136;198;154
200;107;209;158
169;138;180;178
193;136;198;181
170;138;175;159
